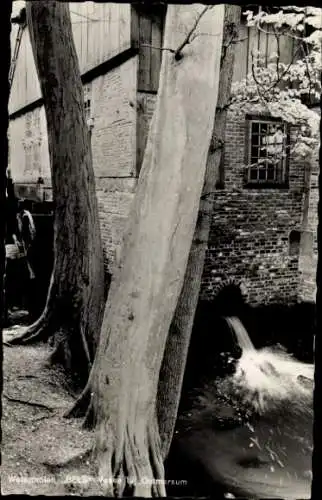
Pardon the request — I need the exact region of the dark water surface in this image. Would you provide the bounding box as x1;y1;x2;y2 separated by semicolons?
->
169;318;313;498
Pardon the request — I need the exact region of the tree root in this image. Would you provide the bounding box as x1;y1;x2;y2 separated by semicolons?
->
42;447;93;471
83;397;96;429
32;414;56;422
97;419;166;497
3;393;55;411
5;313;52;345
64;384;92;419
65;390;96;429
64;367;97;429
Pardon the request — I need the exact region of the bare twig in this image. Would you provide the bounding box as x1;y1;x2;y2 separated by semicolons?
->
174;6;212;61
140;34;246;62
262;44;302;97
140;43;175;54
256;22;305;42
3;393;54;411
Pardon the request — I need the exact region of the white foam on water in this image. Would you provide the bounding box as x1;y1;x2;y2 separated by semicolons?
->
233;346;313;412
223;315;314;414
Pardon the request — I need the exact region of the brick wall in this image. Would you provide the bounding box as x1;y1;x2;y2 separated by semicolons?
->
91;58;137;178
298;147;319;302
9;56;139;276
91;57;138;274
199;113;315;304
135;97;318;305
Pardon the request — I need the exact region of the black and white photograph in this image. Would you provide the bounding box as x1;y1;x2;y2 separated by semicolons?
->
1;1;321;498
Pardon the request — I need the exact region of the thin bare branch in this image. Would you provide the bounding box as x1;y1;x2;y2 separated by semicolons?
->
262;44;302;98
174;6;212;61
256;22;306;42
140;43;176;54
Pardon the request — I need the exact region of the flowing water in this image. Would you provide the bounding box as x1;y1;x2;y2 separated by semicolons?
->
225;316;256;352
176;316;314;498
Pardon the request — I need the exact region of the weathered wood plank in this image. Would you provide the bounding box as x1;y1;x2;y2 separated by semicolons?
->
138;11;152;91
119;3;131;53
258;26;268;64
150;12;163;92
26;29;41;105
267;25;278;66
279;33;293;64
130;4;140;49
232;23;248;82
100;3;108;66
109;2;120;58
80;3;88;70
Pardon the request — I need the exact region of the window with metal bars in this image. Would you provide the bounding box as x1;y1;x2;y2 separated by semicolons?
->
245;116;289;187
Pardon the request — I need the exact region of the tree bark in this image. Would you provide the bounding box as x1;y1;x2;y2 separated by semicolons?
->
0;0;12;335
157;5;241;461
78;5;225;496
311;94;322;499
8;2;105;388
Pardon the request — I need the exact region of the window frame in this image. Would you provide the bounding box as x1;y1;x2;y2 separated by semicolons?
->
244;114;290;189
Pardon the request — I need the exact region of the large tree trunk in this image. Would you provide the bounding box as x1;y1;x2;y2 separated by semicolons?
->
8;2;105;388
157;5;242;461
74;5;225;496
0;0;12;334
312;95;322;499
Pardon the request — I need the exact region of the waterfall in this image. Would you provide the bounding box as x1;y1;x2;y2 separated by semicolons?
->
225;316;255;352
223;316;313;413
181;314;313;499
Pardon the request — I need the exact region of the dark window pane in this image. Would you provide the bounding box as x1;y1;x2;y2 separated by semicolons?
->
252;122;259;134
267;165;275;180
251;146;259;158
251;134;260;147
250;168;258;180
260;123;268;133
258;167;267;180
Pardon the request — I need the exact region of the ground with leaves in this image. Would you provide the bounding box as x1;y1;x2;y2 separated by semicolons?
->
2;324;103;496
